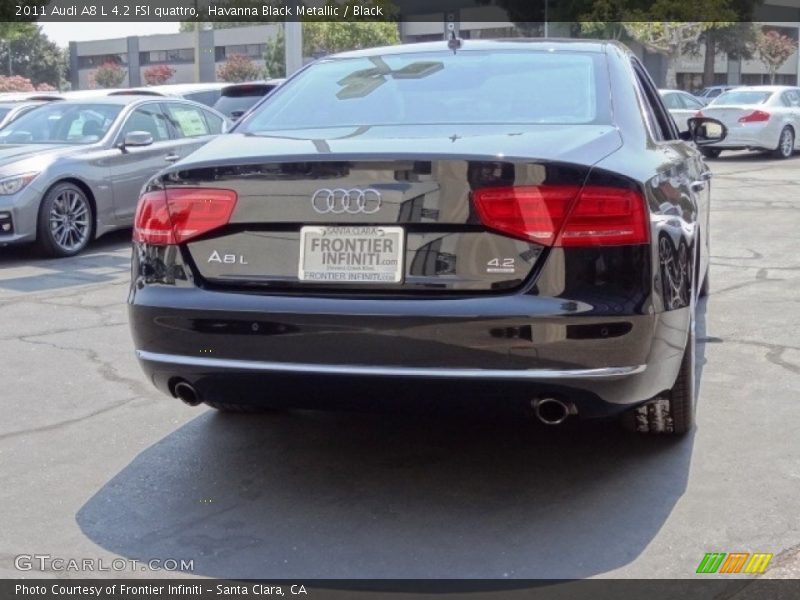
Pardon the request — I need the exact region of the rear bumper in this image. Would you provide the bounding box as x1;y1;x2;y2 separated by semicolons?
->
129;285;689;417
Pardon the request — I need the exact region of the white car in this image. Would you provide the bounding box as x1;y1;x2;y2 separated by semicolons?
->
659;89;706;131
697;85;800;159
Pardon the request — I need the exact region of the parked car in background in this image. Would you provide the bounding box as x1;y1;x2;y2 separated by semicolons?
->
0;96;63;129
696;85;800;158
0;95;228;256
129;39;725;435
212;79;285;121
111;83;229;107
695;85;741;105
659;89;706;131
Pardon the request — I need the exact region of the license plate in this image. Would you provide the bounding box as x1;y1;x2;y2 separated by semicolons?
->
298;226;404;283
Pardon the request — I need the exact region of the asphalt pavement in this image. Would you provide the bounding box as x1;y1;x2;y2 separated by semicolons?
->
0;151;798;580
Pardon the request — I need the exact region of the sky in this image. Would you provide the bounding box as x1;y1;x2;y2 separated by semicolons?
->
40;22;181;47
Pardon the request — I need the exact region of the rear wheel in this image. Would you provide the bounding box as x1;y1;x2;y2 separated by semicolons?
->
772;126;794;159
623;324;696;435
36;182;94;257
700;148;721;159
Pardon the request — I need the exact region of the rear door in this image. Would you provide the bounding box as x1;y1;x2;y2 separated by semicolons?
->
162;101;223;160
631;59;707;301
108;102;176;223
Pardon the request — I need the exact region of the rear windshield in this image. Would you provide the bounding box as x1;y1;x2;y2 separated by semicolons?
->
183;90;221;107
712;91;772;105
213;92;270;117
241;50;609;132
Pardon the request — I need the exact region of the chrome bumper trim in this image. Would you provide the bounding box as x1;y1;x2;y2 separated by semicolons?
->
136;351;646;381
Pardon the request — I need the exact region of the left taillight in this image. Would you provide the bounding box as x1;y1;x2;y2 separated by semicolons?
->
133;188;238;245
473;184;649;248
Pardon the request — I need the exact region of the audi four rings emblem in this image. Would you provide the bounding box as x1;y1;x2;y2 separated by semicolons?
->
311;188;382;215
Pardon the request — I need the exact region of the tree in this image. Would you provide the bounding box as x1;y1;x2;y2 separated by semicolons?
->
143;64;176;85
696;0;761;87
262;21;400;78
756;29;798;84
0;25;65;88
217;54;262;82
264;29;285;78
92;62;126;88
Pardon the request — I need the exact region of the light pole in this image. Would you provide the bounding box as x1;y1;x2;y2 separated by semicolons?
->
543;0;549;38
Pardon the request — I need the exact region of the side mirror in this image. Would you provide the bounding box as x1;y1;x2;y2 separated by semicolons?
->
120;131;154;149
682;117;727;146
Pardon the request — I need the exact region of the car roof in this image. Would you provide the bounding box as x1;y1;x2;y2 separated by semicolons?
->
0;100;48;108
39;94;196;106
329;38;612;60
723;85;796;92
130;83;228;94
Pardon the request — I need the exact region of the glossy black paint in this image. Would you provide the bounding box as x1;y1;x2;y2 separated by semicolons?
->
128;40;710;416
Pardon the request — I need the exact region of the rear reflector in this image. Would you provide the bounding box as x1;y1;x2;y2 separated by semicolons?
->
473;185;649;247
738;110;770;123
133;188;237;245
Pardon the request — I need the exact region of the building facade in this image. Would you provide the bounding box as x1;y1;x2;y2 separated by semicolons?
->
68;24;281;90
68;0;800;92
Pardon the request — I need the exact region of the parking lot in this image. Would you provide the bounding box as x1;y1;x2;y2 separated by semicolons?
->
0;151;798;579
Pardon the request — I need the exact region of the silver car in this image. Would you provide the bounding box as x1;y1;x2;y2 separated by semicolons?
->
698;85;800;159
659;89;706;131
0;95;228;256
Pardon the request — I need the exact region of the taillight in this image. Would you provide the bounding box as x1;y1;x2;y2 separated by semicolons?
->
133;188;237;245
738;110;770;123
473;185;649;247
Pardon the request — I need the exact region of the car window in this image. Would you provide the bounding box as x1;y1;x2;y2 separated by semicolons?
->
118;105;171;142
713;91;772;105
164;103;212;137
0;102;122;145
662;93;683;110
183;90;221;107
242;50;611;131
683;94;704;110
0;107;10;121
631;59;676;141
202;109;225;134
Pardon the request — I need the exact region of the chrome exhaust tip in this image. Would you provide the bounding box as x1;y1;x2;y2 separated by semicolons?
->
532;397;574;425
173;381;202;407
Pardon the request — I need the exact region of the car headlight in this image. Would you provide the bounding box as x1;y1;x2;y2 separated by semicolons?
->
0;172;39;195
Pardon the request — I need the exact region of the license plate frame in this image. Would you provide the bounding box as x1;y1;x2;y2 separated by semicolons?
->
298;226;404;284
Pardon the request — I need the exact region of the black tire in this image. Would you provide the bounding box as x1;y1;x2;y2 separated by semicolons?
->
36;182;94;257
700;148;721;159
205;401;282;414
622;325;696;435
772;126;794;159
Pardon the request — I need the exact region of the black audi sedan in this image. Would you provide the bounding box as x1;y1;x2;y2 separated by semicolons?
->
128;40;725;435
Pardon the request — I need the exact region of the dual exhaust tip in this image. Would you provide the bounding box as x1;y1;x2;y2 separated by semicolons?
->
173;381;202;406
532;397;576;426
172;380;575;424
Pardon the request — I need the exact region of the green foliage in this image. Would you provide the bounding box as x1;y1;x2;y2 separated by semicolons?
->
303;21;399;57
264;29;285;78
262;21;399;78
0;25;65;88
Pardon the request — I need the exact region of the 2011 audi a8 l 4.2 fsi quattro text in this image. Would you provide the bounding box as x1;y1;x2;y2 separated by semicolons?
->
128;40;725;435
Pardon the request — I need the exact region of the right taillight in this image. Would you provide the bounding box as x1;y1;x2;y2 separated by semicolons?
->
133;188;238;245
473;184;649;248
739;110;770;123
